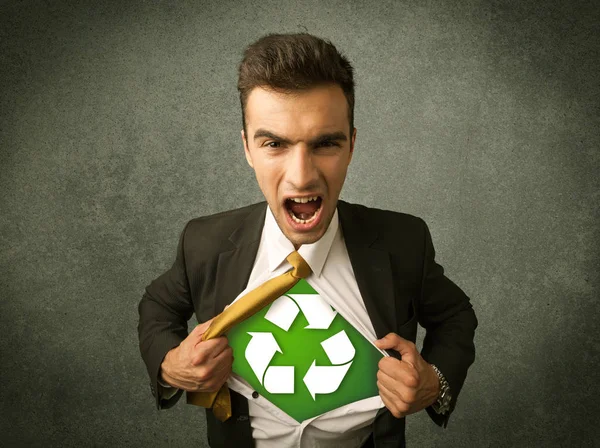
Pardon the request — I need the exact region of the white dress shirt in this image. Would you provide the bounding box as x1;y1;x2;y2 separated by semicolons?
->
225;205;389;448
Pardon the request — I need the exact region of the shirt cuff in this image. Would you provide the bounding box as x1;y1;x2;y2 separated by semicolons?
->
157;378;180;400
158;377;173;388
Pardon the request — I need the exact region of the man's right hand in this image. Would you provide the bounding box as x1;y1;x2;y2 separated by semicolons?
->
159;318;233;393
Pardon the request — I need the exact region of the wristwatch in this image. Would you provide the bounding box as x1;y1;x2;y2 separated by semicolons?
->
430;364;452;415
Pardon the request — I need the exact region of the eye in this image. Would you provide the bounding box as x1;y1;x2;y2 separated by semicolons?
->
265;141;281;148
318;141;339;148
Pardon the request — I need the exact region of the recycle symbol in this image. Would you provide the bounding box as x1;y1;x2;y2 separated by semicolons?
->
245;292;356;400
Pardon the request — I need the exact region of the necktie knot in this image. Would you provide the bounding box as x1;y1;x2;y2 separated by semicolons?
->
286;251;311;279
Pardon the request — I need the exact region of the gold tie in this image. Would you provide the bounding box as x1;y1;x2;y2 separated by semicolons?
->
187;251;311;421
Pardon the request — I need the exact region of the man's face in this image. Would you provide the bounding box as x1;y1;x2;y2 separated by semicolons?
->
241;84;356;248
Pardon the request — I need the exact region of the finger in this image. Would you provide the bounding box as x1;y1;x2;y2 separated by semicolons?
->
374;333;411;353
202;336;231;358
378;357;419;384
212;364;233;389
192;336;229;358
197;343;233;376
200;362;230;391
190;338;229;366
377;367;412;393
210;345;234;372
377;379;397;402
204;371;230;393
201;349;233;390
377;369;416;404
378;355;411;375
374;333;417;366
377;380;407;418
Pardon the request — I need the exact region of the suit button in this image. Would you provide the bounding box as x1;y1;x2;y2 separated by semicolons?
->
252;391;259;399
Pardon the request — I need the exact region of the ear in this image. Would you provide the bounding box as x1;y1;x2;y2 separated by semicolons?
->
241;129;254;168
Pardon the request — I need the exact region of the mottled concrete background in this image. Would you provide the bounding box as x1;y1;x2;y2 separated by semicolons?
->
1;0;598;446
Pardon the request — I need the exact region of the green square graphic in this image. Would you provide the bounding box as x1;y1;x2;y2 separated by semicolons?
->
228;279;384;422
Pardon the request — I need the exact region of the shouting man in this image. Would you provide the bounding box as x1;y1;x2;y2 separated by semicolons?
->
138;32;478;448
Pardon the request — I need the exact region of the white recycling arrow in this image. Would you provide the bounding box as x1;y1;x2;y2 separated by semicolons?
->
321;330;355;365
303;360;353;400
265;295;300;331
264;365;294;394
246;332;281;384
287;294;337;329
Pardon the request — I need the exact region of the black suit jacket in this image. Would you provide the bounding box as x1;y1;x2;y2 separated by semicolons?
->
138;200;478;447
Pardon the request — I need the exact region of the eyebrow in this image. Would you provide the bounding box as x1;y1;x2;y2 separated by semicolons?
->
253;129;348;146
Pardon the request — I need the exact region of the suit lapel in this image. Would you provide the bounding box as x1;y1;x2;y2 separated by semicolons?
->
213;202;267;315
337;200;397;341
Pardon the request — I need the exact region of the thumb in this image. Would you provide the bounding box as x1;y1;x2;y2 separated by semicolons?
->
374;333;416;365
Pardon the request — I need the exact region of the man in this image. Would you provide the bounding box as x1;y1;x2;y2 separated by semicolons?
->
138;32;477;447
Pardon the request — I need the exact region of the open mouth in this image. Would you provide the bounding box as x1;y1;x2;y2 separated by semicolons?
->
284;196;323;225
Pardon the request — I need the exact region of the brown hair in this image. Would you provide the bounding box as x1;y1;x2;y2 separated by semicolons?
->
237;32;355;137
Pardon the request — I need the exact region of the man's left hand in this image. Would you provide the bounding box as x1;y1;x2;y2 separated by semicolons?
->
374;333;440;418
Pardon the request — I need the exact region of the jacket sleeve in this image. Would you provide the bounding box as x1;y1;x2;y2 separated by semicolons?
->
137;221;195;410
416;218;478;428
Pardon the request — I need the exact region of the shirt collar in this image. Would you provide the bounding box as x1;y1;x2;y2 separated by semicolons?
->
263;205;339;277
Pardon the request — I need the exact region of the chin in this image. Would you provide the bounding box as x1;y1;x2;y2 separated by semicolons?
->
287;229;326;248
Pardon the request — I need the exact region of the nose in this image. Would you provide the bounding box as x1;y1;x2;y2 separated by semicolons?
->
286;145;319;191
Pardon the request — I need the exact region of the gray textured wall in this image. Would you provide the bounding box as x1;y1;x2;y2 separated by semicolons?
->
1;0;598;446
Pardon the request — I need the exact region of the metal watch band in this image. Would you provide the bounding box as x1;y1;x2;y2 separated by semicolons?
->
430;364;451;414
